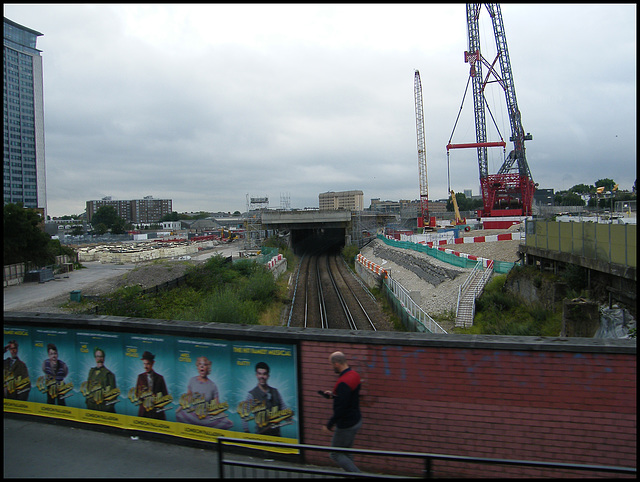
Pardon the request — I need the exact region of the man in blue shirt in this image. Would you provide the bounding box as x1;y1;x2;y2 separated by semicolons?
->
321;351;362;473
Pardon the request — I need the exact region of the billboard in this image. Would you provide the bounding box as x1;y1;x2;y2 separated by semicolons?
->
4;326;299;447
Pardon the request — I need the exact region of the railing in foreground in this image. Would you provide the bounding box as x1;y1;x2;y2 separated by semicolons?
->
216;437;636;479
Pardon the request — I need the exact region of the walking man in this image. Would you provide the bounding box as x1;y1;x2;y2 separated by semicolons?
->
321;351;362;473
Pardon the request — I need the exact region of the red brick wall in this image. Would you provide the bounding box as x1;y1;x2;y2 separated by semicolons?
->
300;341;636;478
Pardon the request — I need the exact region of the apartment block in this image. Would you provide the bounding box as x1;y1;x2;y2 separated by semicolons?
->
319;190;364;211
86;196;172;224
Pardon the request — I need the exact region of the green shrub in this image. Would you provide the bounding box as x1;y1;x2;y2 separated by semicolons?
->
97;285;153;318
240;267;277;306
341;244;360;268
192;287;259;324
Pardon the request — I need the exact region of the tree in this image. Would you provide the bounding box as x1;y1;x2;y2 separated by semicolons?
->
161;211;181;222
446;192;483;212
3;203;73;267
91;206;121;232
93;223;108;235
558;192;585;206
595;178;616;192
111;217;127;234
4;203;52;265
568;183;595;194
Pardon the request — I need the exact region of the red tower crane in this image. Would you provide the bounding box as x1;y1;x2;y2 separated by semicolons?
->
414;69;432;228
447;3;536;218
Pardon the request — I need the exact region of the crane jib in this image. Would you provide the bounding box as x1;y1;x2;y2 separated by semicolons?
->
446;141;506;151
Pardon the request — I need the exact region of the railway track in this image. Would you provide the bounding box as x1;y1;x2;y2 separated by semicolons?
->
288;252;390;331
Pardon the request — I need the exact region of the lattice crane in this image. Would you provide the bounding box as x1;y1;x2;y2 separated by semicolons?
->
414;70;431;228
447;3;536;217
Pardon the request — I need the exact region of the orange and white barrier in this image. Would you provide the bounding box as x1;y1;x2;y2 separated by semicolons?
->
356;254;388;278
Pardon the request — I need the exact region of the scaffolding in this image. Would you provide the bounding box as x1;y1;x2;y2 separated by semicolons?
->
244;194;269;250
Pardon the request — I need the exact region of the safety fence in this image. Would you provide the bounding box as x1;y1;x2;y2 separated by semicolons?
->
216;437;636;479
355;253;446;334
383;276;447;334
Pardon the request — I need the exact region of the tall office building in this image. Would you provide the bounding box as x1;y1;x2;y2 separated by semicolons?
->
3;17;47;216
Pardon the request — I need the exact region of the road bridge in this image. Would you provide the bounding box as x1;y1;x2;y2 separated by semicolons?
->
261;210;395;254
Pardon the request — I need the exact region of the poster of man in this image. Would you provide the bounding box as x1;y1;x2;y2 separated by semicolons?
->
124;334;174;420
174;338;233;429
34;330;74;406
4;338;31;401
77;332;123;413
232;342;298;440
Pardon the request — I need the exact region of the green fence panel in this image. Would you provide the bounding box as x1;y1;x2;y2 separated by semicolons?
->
595;224;611;263
547;221;560;251
583;222;597;259
627;225;636;267
611;224;627;266
570;222;584;257
559;222;573;255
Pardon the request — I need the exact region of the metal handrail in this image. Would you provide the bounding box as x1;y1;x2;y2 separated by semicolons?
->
384;275;447;334
216;437;636;479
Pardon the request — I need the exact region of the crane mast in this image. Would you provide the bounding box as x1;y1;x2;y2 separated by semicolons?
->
414;70;430;228
462;3;536;216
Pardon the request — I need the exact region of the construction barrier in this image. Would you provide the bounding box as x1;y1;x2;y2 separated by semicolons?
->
356;253;388;279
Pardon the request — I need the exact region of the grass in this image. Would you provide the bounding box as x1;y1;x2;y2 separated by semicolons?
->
452;273;563;336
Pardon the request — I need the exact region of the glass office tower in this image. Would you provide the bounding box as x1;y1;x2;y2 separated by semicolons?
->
3;17;47;216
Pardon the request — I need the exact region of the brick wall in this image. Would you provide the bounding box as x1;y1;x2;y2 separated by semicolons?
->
300;340;636;478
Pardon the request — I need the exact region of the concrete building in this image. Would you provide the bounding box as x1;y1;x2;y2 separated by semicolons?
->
86;196;172;224
534;188;554;206
319;190;364;211
3;17;47;216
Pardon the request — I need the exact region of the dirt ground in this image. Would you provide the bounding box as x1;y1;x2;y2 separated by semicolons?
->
24;259;197;314
79;259;195;296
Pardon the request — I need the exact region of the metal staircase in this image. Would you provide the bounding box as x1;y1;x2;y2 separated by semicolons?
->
455;260;494;328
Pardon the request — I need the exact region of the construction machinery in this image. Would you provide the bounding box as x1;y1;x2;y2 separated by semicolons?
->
450;190;467;225
414;70;435;229
446;3;536;218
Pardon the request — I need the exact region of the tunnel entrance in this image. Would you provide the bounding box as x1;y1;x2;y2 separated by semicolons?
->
291;227;346;256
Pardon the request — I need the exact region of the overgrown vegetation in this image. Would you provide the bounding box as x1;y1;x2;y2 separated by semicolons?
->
453;273;562;336
91;254;284;324
341;243;360;268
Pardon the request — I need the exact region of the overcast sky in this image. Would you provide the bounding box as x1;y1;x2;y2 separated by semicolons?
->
5;4;636;217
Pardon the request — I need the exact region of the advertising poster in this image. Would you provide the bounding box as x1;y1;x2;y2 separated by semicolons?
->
75;331;125;427
123;334;176;434
4;326;34;410
173;337;235;441
32;329;76;415
4;325;299;447
231;341;299;442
